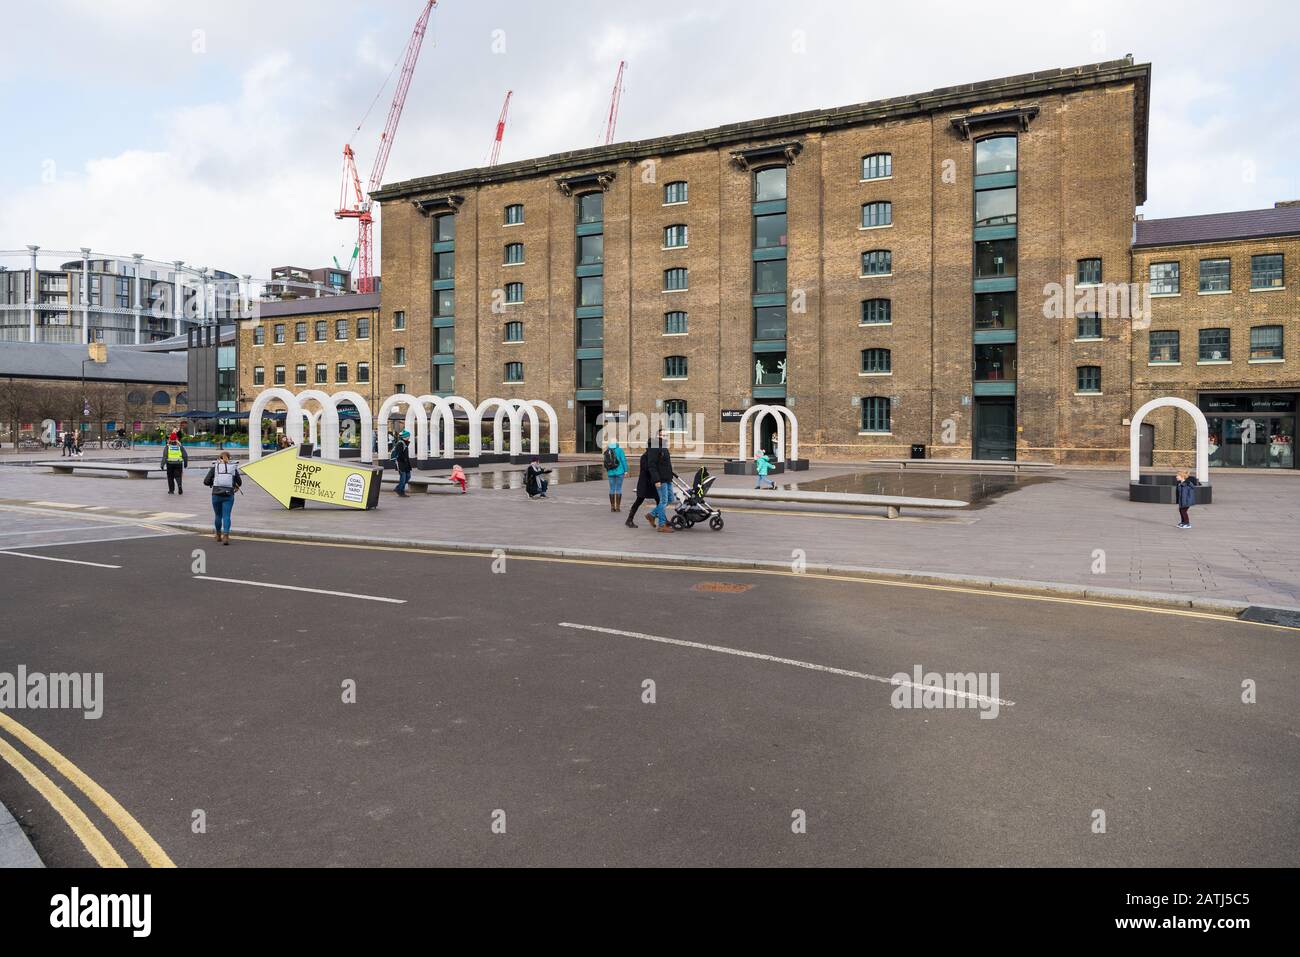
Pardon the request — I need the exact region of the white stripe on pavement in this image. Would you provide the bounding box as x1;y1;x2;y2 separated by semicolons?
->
0;526;108;537
557;622;1014;707
193;575;406;604
0;531;178;550
0;552;121;569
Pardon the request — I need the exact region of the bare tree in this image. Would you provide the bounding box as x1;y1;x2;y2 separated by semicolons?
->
0;378;37;452
85;383;123;448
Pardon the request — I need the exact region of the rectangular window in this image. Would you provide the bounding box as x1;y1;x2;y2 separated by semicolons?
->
435;213;455;243
664;311;688;335
975;239;1017;278
664;355;688;379
861;397;891;433
578;358;603;388
1076;313;1101;339
1149;330;1179;362
1077;258;1102;285
754;167;787;202
578;275;604;307
505;321;524;342
1251;254;1284;290
862;201;892;228
273;323;285;344
253;366;265;385
253;327;265;345
434;364;454;392
664;181;688;204
754;212;788;249
754;306;786;340
974;292;1015;330
504;242;524;264
1199;258;1231;292
394;310;406;330
576;233;604;266
862;153;892;180
1150;261;1180;295
295;321;307;342
664;267;688;291
335;319;349;340
335;363;349;384
1199;328;1231;362
435;251;455;281
974;188;1016;227
314;320;326;341
435;326;455;355
314;363;327;384
435;289;455;317
974;136;1017;175
861;298;891;325
1076;366;1101;393
664;399;688;430
295;364;308;385
753;352;785;386
505;361;524;383
1250;325;1283;359
357;317;370;339
274;365;285;385
357;362;370;384
504;203;524;225
862;348;891;374
578;315;603;347
974;343;1017;381
578;192;603;224
754;259;786;294
505;282;523;303
394;347;406;366
861;250;891;276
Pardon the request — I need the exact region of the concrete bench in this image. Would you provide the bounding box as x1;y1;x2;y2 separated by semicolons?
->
708;487;967;518
379;475;458;494
868;458;1053;474
38;461;160;479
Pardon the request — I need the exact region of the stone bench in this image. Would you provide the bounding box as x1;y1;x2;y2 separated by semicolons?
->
868;458;1053;473
379;475;458;494
708;487;967;518
39;461;160;479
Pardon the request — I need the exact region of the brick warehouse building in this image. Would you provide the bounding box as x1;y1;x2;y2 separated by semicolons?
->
369;58;1157;463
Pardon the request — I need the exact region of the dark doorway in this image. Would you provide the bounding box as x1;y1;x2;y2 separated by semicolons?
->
578;402;602;453
973;398;1016;461
755;400;784;460
1140;423;1155;467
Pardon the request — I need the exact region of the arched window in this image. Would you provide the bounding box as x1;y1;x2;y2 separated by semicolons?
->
861;348;891;374
505;361;524;383
663;181;688;204
504;242;524;264
862;153;892;180
504;321;524;342
974;135;1017;174
577;192;604;224
861;250;892;276
754;166;787;202
664;311;688;335
663;268;688;291
664;356;688;379
861;397;891;433
663;224;688;248
861;299;891;324
127;390;145;405
151;390;170;406
862;201;892;228
504;203;524;225
664;399;688;430
176;391;188;405
505;282;524;303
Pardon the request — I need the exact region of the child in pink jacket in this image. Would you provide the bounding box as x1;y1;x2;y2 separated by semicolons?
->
450;463;467;493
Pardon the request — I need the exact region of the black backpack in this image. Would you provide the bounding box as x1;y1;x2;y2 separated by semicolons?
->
602;447;619;471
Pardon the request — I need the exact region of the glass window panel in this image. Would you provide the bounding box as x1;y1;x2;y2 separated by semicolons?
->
754;166;787;201
754;213;788;249
578;234;604;265
1149;330;1179;362
974;292;1015;330
974;136;1017;174
1199;258;1231;292
974;343;1017;381
974;187;1016;227
754;306;786;340
578;192;604;224
975;239;1017;278
579;275;604;307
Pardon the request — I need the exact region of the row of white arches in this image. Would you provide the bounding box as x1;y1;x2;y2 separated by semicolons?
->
246;389;558;464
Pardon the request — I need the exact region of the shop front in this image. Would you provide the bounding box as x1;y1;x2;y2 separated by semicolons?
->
1199;393;1296;469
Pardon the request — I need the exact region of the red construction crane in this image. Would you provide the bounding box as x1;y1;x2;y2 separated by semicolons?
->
488;90;512;167
336;0;437;294
600;60;626;146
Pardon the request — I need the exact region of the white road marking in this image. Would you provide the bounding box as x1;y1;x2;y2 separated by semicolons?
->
0;551;121;569
0;526;106;537
558;622;1015;707
0;531;178;550
193;575;407;604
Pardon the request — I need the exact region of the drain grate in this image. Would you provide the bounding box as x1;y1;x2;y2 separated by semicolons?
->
1239;606;1300;630
692;582;753;593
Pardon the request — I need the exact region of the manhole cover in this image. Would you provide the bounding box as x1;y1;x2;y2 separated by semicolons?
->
692;582;753;593
1239;606;1300;630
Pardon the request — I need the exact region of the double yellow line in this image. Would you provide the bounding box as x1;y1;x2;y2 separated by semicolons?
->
0;712;173;867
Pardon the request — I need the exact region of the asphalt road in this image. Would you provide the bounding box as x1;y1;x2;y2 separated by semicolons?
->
0;518;1297;867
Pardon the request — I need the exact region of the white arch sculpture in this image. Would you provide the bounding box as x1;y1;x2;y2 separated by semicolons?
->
413;394;452;457
476;398;523;457
376;393;430;462
430;394;479;458
294;389;341;459
328;391;374;463
524;399;559;455
248;388;304;461
738;404;799;462
1130;396;1209;484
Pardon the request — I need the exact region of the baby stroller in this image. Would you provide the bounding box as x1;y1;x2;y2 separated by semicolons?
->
669;466;724;531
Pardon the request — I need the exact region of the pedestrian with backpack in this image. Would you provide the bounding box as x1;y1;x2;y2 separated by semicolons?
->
203;450;242;545
603;440;628;512
392;429;413;497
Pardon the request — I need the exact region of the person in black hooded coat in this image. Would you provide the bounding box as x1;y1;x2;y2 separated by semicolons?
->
624;445;659;528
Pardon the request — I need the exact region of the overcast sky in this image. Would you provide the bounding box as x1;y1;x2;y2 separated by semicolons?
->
1;0;1296;278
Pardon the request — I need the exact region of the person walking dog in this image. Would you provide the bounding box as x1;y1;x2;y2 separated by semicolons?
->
392;429;413;497
754;448;777;490
160;435;189;495
204;450;242;545
1175;469;1200;529
603;440;628;512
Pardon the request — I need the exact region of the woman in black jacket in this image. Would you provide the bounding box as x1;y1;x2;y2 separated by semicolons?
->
625;445;659;528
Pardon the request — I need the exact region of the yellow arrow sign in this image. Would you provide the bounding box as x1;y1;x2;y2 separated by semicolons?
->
240;447;381;510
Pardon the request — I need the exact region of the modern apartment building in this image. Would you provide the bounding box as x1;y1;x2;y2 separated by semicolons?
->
369;59;1153;462
1132;203;1299;469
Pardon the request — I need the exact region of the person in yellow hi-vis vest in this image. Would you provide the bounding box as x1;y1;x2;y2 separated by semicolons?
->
160;436;189;495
